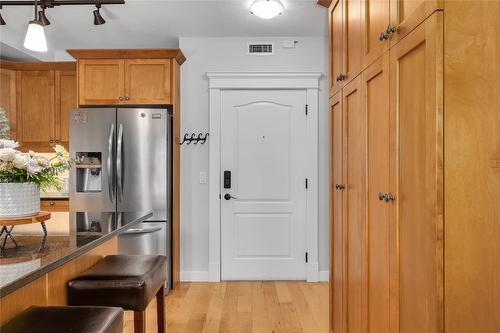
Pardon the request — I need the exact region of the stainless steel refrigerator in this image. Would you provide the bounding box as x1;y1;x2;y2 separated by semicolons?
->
69;107;173;290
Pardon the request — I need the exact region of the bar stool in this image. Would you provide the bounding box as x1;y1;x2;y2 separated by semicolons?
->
67;255;167;333
0;306;123;333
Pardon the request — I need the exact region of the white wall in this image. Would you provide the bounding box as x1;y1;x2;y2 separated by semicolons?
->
179;36;329;281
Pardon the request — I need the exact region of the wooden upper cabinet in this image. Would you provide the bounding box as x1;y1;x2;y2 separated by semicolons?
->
342;0;362;84
329;0;343;96
55;70;77;145
389;12;443;333
361;0;391;68
390;0;443;45
16;71;56;151
124;59;171;104
78;59;125;105
0;68;17;140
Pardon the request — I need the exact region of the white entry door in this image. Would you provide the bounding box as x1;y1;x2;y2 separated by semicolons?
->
220;89;308;280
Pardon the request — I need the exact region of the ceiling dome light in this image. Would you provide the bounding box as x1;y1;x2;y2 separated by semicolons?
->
24;0;47;52
251;0;284;19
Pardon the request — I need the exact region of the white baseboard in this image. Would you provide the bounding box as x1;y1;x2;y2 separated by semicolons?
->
319;270;329;282
180;270;209;282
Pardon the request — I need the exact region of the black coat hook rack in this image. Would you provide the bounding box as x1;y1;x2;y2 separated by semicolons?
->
180;132;209;145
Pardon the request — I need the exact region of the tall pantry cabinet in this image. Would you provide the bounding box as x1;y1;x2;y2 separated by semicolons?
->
325;0;500;333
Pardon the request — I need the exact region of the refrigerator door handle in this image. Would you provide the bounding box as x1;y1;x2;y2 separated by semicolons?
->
117;124;124;202
107;123;115;203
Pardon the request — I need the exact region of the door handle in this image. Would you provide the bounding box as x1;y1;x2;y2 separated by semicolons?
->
117;124;124;202
107;123;115;203
335;183;345;191
224;193;237;200
379;192;395;202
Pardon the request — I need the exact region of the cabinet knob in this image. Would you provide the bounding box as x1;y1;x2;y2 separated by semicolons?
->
379;192;395;202
336;74;346;82
379;32;389;41
49;201;55;206
119;96;124;101
335;183;345;191
124;96;130;101
55;140;60;144
386;24;397;35
49;139;54;144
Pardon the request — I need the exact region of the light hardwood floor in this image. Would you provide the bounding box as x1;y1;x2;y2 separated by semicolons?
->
124;281;329;333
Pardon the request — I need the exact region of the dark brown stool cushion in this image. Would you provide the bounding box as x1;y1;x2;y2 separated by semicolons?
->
67;255;167;312
0;306;123;333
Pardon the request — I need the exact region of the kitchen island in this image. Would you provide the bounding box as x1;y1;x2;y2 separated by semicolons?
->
0;211;152;325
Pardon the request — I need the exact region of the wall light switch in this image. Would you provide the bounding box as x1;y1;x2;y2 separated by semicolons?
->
199;172;208;184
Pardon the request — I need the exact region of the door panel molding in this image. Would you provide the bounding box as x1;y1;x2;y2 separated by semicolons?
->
207;72;321;282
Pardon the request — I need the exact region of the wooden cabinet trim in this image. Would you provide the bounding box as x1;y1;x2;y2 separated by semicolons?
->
67;49;186;65
0;60;76;71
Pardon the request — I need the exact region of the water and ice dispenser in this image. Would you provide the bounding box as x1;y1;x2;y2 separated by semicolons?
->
75;152;102;192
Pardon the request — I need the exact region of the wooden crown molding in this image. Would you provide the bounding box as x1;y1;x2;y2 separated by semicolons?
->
0;60;76;71
317;0;332;8
66;48;186;65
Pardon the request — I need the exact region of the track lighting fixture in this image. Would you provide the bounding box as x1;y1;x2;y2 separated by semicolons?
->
93;3;105;25
38;6;50;26
24;0;48;52
0;0;123;50
0;6;5;25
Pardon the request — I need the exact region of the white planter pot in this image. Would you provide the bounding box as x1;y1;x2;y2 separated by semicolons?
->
0;183;40;218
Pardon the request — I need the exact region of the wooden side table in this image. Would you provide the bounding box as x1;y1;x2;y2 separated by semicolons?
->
0;212;51;254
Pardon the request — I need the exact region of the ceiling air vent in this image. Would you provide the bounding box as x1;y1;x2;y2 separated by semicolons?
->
247;42;274;56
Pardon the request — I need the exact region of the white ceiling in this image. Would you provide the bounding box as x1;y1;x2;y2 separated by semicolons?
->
0;0;327;61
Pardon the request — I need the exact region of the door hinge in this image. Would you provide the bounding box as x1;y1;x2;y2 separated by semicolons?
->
305;178;309;189
305;104;309;116
219;194;221;199
305;252;309;263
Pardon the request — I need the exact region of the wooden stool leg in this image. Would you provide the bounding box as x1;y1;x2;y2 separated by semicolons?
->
134;310;146;333
156;284;166;333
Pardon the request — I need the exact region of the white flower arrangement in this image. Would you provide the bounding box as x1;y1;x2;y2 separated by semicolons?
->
0;139;74;192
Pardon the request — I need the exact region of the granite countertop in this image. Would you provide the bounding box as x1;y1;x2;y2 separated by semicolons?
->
0;211;152;298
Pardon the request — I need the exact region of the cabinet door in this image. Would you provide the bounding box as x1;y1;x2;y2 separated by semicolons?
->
389;12;443;333
55;70;76;147
124;59;171;104
361;0;390;68
362;54;391;333
329;0;344;96
78;59;124;105
0;68;16;140
389;0;442;45
16;71;55;151
329;92;344;333
343;76;365;333
343;0;361;84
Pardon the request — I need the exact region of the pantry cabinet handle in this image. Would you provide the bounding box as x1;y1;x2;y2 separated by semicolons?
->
386;24;397;35
379;32;389;41
124;96;130;101
119;96;124;101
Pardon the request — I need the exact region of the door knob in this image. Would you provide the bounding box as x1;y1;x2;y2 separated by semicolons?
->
378;192;386;201
335;184;345;191
119;96;124;101
224;193;237;200
384;193;395;202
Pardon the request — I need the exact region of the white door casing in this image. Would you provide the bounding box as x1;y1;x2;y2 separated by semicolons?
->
208;72;321;282
221;90;307;280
